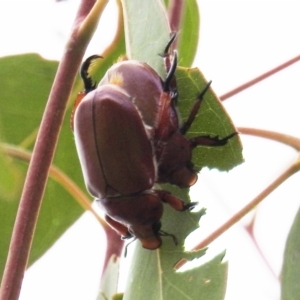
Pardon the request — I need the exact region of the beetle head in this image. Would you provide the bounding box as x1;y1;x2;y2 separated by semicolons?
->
156;132;198;187
129;221;162;250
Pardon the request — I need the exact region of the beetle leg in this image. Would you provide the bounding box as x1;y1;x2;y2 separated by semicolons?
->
124;237;137;257
189;132;238;149
81;55;102;92
162;32;177;57
160;32;178;94
159;230;178;245
163;50;178;93
180;81;212;135
104;215;131;239
155;190;195;211
184;202;198;211
71;55;103;130
161;32;177;73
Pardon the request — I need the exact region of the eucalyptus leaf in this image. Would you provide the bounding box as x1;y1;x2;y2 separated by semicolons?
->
121;0;171;77
123;203;227;300
177;0;200;67
176;67;243;171
97;255;120;300
0;54;85;280
281;205;300;300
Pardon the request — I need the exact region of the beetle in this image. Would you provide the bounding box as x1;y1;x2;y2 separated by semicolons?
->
72;35;236;249
96;35;236;187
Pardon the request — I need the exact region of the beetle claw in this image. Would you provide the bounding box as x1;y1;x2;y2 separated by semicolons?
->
159;230;178;246
183;202;198;211
80;54;103;92
160;32;177;57
123;237;137;257
163;50;177;92
121;234;133;240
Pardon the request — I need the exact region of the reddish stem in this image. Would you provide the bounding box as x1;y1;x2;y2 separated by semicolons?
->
175;161;300;270
168;0;184;32
167;0;184;50
220;54;300;101
238;127;300;151
102;227;124;276
0;1;97;299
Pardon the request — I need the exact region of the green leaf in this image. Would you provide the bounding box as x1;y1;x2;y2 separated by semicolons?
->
123;200;227;300
97;255;120;300
175;0;200;67
118;2;237;299
176;67;243;171
0;143;22;201
161;0;200;67
0;54;83;280
112;294;124;300
0;19;126;279
121;0;171;77
281;206;300;300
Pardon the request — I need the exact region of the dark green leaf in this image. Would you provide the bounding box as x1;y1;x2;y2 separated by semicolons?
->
0;54;84;280
0;20;126;279
161;0;200;67
175;0;200;67
176;67;243;171
0;142;22;200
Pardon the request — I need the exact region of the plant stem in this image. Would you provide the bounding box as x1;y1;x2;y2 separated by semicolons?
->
167;0;185;53
237;127;300;151
1;143;105;227
219;54;300;101
175;160;300;270
168;0;184;32
0;1;108;299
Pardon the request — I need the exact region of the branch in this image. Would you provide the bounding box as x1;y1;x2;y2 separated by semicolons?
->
0;1;108;299
220;54;300;101
1;143;105;227
238;127;300;151
175;159;300;270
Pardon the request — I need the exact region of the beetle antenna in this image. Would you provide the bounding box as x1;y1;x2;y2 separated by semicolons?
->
180;81;212;135
159;230;178;246
163;50;178;92
80;55;102;93
123;237;136;257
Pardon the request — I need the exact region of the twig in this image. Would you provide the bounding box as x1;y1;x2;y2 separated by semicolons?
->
1;143;105;226
0;1;108;299
238;127;300;151
220;54;300;101
175;160;300;270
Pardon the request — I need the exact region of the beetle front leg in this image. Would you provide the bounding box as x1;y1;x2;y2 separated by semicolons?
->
190;132;237;149
180;81;212;135
161;32;177;74
156;190;197;211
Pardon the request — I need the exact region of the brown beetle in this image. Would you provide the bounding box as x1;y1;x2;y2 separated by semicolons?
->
72;35;235;249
